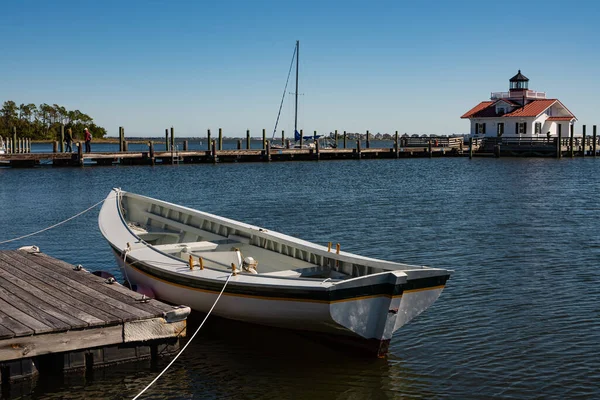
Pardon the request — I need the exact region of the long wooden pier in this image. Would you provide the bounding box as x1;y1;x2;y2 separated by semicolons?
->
2;135;599;167
0;247;189;384
0;138;466;167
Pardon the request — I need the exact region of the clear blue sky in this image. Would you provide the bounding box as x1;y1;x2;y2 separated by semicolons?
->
1;0;598;137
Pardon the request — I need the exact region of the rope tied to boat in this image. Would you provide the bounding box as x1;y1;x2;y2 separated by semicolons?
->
0;194;117;246
122;242;133;289
132;271;234;400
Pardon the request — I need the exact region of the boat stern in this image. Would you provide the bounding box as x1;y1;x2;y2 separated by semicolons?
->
328;268;450;357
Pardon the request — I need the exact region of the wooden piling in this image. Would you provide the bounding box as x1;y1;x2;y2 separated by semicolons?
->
53;141;58;153
569;124;574;157
119;127;124;152
394;131;399;159
123;141;128;152
557;124;562;159
366;130;370;149
300;129;303;148
356;139;361;159
211;140;217;163
149;141;155;165
582;125;586;157
237;139;242;150
281;130;285;147
218;128;223;150
494;144;501;158
343;131;347;149
315;139;320;160
78;142;84;166
183;140;188;151
334;130;338;148
13;127;17;154
428;140;432;158
60;124;65;153
593;125;597;157
265;140;271;161
262;129;266;149
165;129;169;151
285;139;290;149
207;129;211;151
469;138;473;159
246;130;250;150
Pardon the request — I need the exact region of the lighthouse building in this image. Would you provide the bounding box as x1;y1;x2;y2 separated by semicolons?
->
461;71;576;138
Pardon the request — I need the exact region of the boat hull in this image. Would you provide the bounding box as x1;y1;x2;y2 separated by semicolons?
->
100;189;451;357
113;249;448;357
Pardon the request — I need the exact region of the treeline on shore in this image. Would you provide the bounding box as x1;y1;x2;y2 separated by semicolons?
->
0;100;106;140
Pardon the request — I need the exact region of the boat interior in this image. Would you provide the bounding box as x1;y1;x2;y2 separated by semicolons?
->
120;194;392;280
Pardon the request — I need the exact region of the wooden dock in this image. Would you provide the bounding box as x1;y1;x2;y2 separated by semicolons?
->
0;138;465;167
0;248;189;384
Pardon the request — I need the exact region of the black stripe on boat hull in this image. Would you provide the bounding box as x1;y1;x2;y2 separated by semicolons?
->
111;246;449;302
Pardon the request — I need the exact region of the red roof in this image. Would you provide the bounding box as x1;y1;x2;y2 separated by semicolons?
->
461;99;576;119
505;99;557;117
546;116;574;121
461;101;493;119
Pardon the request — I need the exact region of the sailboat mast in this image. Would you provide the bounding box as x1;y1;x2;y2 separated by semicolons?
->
294;40;300;145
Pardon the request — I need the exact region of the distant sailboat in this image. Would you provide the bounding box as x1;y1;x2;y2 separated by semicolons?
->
271;41;319;149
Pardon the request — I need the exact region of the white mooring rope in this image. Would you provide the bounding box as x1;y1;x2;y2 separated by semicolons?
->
0;195;116;246
132;272;234;400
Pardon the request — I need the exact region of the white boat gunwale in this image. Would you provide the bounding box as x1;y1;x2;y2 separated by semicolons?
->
100;189;451;303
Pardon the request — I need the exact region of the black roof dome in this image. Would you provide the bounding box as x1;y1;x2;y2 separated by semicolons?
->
510;70;529;82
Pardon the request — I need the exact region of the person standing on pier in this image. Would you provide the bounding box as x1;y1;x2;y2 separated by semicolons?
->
84;128;92;153
65;128;73;152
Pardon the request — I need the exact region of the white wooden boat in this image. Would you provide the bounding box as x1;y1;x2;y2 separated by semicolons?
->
98;188;452;356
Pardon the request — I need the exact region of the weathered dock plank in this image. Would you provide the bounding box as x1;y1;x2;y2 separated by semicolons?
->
0;252;151;323
0;256;105;327
0;248;190;382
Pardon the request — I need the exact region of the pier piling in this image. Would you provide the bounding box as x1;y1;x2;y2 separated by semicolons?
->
60;125;65;153
78;141;83;166
207;129;211;151
557;124;562;159
582;125;586;157
164;129;169;151
593;125;597;157
246;130;250;150
219;128;223;150
366;130;370;149
569;124;574;157
262;129;266;149
119;127;124;152
469;139;473;159
149;141;155;165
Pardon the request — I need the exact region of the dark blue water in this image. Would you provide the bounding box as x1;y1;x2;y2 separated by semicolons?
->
1;157;599;399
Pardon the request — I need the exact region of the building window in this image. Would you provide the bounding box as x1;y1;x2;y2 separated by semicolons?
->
497;123;504;136
535;122;541;134
477;123;486;134
547;108;553;117
517;122;527;134
497;107;505;115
